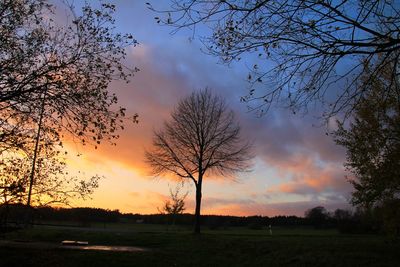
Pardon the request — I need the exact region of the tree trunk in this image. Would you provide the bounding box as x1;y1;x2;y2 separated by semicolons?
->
194;183;202;234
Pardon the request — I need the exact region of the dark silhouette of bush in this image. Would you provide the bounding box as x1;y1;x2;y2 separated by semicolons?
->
305;206;329;229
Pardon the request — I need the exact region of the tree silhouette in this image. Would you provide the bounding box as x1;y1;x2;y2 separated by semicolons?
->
0;0;138;153
146;89;253;233
159;184;188;215
158;183;188;227
0;0;138;211
0;146;100;208
149;0;400;120
305;206;329;228
333;64;400;207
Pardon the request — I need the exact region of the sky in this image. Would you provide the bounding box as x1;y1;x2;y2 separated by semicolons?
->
63;0;353;217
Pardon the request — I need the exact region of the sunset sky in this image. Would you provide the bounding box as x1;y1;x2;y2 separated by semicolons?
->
63;0;353;217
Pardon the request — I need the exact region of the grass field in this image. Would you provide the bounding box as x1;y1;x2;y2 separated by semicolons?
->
1;223;399;267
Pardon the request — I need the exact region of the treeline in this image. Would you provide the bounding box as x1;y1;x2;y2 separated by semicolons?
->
121;213;306;229
0;204;306;228
0;204;120;227
1;204;397;236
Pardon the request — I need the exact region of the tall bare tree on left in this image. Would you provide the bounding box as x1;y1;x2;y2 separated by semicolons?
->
0;0;138;208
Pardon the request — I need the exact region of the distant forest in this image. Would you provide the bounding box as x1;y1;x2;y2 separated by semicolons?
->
0;204;389;235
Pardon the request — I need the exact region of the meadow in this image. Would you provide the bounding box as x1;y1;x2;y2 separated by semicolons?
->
1;223;399;267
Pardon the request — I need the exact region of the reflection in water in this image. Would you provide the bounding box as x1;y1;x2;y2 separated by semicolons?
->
0;240;148;252
61;240;147;252
61;240;89;246
61;244;147;252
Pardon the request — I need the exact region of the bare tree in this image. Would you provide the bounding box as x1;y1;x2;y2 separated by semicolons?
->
149;0;400;120
158;183;188;227
159;184;188;215
146;89;253;234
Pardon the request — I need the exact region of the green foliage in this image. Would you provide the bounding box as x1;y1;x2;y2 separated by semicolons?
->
333;65;400;237
333;75;400;206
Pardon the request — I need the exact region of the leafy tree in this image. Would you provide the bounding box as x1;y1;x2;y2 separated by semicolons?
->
0;143;100;227
305;206;329;228
149;0;400;119
333;69;400;207
0;0;138;153
0;148;100;208
333;209;352;221
0;0;137;212
146;89;253;233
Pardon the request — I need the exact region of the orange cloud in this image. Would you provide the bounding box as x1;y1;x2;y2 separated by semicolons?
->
265;151;350;197
61;22;350;217
28;1;356;218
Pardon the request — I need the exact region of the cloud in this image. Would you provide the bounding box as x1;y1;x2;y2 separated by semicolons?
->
189;194;352;217
63;0;354;216
68;41;197;177
125;190;169;213
203;196;256;208
244;109;345;166
266;158;351;196
235;107;351;201
73;38;352;215
74;37;252;177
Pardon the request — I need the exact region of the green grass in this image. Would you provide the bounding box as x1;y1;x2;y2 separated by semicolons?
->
1;224;399;267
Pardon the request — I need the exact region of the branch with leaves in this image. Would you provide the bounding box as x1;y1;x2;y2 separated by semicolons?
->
333;63;400;206
0;0;139;153
0;148;101;208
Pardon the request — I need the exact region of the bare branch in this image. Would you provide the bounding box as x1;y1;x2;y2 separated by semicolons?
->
145;88;253;233
151;0;400;121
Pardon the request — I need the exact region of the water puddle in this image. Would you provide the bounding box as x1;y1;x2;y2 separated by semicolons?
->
60;240;148;252
0;240;148;252
61;244;147;252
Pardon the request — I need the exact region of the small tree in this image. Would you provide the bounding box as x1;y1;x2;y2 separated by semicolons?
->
158;183;188;227
305;206;329;228
146;89;253;234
